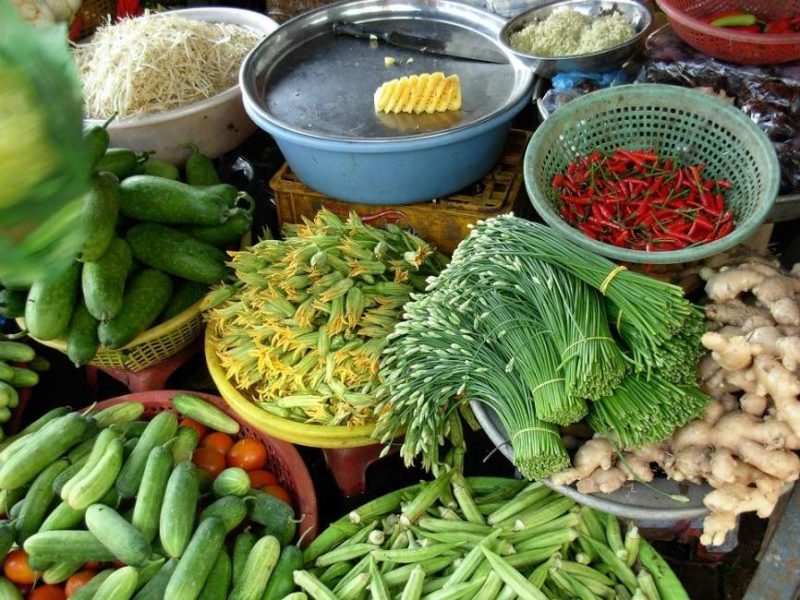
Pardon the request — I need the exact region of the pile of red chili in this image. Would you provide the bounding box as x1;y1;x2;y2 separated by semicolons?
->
552;149;734;252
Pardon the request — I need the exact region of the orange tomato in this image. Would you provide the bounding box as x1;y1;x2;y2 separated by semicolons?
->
248;470;278;489
261;484;292;505
179;418;207;439
27;584;66;600
192;447;226;478
65;571;95;597
4;549;36;585
227;438;267;472
201;432;234;455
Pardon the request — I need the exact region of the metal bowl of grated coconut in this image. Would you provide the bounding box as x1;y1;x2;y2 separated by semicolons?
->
499;0;653;77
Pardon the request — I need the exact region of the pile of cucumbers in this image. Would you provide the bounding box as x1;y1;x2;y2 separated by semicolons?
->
0;341;46;440
19;127;255;366
0;394;299;600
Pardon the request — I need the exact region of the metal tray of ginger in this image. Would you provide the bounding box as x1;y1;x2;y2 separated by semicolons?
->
242;0;533;142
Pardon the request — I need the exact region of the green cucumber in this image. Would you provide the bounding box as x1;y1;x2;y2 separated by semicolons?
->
232;531;256;590
25;262;81;340
95;148;141;179
203;184;239;205
171;425;199;464
0;383;17;410
8;366;37;387
115;420;148;437
93;565;139;600
52;460;85;496
0;413;87;489
0;407;68;456
43;559;83;584
183;208;252;248
213;467;250;497
143;159;180;181
133;558;177;600
159;461;199;558
92;402;146;428
81;171;120;262
0;522;13;558
67;302;99;366
132;445;173;542
199;548;231;600
200;495;247;532
159;281;208;322
86;504;151;567
67;437;124;510
127;224;226;285
61;428;119;501
171;394;239;434
85;125;110;169
39;500;85;532
0;576;22;599
136;556;166;590
82;237;133;322
0;341;35;363
0;363;12;382
98;269;172;349
262;544;304;600
247;490;295;546
24;530;117;564
70;569;115;600
229;535;280;600
164;517;227;600
0;289;27;319
0;488;25;517
185;148;220;186
17;459;68;542
120;175;229;225
8;499;24;520
116;411;178;498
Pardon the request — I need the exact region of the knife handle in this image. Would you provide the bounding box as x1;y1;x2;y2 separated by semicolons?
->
333;20;389;43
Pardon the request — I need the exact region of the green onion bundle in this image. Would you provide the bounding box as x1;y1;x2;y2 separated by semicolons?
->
587;374;709;448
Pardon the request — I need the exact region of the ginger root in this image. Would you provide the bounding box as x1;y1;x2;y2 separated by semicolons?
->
552;257;800;548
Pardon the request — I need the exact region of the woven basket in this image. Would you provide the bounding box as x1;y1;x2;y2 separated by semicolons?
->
93;390;319;544
205;329;378;449
524;84;780;265
20;301;204;373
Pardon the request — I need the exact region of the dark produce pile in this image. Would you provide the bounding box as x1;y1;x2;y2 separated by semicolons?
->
637;26;800;195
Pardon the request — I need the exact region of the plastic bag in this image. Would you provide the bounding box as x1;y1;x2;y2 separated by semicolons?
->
0;0;89;287
636;26;800;194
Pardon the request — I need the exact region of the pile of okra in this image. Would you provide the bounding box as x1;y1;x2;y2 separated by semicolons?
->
292;471;688;600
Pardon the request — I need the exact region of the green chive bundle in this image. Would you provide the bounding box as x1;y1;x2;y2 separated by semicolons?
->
587;375;709;447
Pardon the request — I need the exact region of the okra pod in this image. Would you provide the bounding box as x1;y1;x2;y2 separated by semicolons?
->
315;542;378;567
503;496;574;531
515;528;577;552
400;471;453;525
505;511;581;544
475;480;527;505
583;535;638;593
379;528;409;574
561;561;615;586
480;546;549;600
420;576;448;594
486;483;550;525
495;583;517;600
332;555;370;595
399;564;425;600
606;513;627;561
336;573;370;600
572;574;616;599
349;484;420;524
424;578;485;600
637;569;661;600
474;570;503;600
303;520;361;564
381;555;454;588
411;527;487;546
580;506;606;541
437;506;463;521
371;541;460;563
632;589;649;600
468;477;526;495
340;521;378;548
318;561;351;586
616;584;633;600
551;568;596;600
281;594;308;600
368;556;391;600
417;517;493;535
527;555;557;589
624;525;641;567
504;546;564;570
637;539;689;600
443;530;501;587
292;570;338;600
451;473;484;525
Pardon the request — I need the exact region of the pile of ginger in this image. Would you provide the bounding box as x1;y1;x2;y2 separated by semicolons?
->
552;257;800;546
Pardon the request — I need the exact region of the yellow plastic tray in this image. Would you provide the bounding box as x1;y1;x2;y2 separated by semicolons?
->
205;327;378;448
20;301;204;373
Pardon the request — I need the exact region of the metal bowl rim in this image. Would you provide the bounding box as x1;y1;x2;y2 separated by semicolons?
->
498;0;654;63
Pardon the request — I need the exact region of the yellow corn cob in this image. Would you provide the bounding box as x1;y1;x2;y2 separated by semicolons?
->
374;72;462;114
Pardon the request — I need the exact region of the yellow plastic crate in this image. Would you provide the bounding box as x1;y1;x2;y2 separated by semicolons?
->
271;129;532;255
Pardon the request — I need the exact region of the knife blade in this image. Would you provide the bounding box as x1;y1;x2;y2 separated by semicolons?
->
332;20;508;64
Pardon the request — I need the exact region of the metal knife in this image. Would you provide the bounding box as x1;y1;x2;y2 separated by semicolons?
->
332;20;507;64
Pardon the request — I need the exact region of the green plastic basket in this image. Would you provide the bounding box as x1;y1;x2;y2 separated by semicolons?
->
524;84;780;264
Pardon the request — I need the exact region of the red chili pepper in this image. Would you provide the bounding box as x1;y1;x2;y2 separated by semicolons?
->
552;173;566;189
717;220;734;238
766;19;791;34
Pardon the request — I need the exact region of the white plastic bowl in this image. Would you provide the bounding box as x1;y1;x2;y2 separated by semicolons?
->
83;7;278;165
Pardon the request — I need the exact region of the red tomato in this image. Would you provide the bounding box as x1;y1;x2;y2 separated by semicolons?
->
179;418;207;439
111;560;126;569
65;571;95;597
27;584;66;600
4;550;36;585
248;470;278;489
81;562;103;571
192;447;226;478
227;439;267;472
201;432;234;455
261;484;292;505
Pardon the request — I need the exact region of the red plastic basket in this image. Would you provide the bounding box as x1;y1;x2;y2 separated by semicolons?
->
94;390;319;545
655;0;800;65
